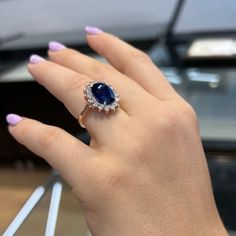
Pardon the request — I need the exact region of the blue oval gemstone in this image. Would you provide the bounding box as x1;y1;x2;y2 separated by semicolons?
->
91;83;115;105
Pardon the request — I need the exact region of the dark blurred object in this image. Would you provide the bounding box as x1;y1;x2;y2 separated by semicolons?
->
0;81;86;165
208;155;236;230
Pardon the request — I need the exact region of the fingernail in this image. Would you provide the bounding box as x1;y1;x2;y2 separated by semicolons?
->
48;41;66;52
85;26;103;35
6;114;23;126
29;54;45;64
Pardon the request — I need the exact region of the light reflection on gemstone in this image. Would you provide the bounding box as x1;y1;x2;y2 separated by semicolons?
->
91;83;115;105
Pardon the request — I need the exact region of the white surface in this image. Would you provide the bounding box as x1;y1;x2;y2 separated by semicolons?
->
0;0;235;40
175;0;236;34
0;0;176;38
45;182;63;236
188;38;236;57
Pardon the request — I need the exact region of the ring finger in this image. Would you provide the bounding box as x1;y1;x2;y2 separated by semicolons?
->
27;56;128;142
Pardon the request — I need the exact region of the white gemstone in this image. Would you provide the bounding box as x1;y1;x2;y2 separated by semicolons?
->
105;107;110;113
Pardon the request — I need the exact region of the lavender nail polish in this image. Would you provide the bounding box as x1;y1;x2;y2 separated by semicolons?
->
85;26;103;35
29;55;45;64
6;114;22;126
48;41;66;52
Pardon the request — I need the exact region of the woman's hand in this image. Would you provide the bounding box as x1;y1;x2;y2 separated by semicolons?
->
6;27;227;236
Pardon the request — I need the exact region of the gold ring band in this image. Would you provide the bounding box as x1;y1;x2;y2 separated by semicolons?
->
78;104;90;128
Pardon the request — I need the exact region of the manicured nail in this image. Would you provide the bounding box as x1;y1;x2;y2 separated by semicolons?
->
48;41;66;52
6;114;23;126
29;54;45;64
85;26;103;35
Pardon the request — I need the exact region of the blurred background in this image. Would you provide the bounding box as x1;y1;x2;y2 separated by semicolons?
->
0;0;236;235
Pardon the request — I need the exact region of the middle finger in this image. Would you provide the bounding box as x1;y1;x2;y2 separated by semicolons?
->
48;45;151;115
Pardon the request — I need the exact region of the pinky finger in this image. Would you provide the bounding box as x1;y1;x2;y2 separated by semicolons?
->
6;114;92;187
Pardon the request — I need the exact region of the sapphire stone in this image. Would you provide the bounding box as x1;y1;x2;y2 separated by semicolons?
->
91;82;115;105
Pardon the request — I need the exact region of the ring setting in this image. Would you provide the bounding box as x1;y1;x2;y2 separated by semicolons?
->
79;81;120;127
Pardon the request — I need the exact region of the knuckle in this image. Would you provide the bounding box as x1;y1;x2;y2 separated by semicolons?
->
40;127;63;150
154;107;180;132
156;102;198;133
183;103;197;117
65;74;87;93
91;63;111;80
130;49;152;64
63;49;80;64
122;49;152;73
181;103;199;125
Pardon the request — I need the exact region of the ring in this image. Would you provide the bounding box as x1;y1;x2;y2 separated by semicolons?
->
78;81;120;128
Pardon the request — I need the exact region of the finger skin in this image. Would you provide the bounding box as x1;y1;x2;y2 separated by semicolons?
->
7;33;226;235
48;48;151;115
27;60;128;140
86;32;177;99
8;117;91;186
28;60;89;119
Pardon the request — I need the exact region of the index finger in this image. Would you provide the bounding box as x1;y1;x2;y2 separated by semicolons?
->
7;116;93;187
